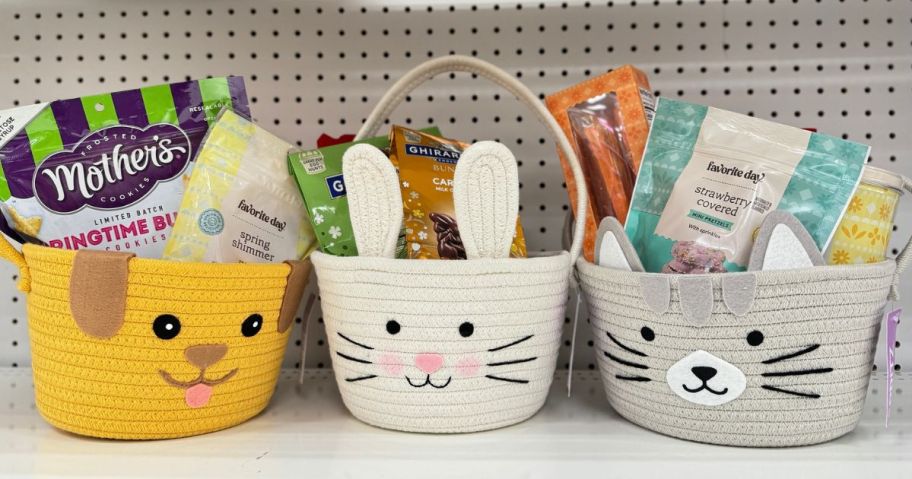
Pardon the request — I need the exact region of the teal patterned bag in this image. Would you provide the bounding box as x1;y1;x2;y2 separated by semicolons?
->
625;98;869;273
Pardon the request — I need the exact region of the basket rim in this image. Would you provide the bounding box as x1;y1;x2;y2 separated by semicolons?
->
21;243;294;278
312;250;572;275
576;256;897;286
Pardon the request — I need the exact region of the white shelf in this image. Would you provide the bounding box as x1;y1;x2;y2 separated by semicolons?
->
1;369;909;478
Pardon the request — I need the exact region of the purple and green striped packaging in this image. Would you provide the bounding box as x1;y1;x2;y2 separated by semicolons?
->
0;77;250;258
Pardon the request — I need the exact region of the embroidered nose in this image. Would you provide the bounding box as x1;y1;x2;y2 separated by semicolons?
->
185;344;227;369
692;366;718;382
415;353;444;374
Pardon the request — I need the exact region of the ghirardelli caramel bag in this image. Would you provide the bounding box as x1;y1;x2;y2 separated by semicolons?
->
390;125;527;260
0;77;250;258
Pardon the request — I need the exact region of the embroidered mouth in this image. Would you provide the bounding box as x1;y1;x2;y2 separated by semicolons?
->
682;382;729;395
159;368;238;408
406;374;452;389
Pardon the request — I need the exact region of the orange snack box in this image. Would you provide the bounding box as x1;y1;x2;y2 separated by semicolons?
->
545;66;654;262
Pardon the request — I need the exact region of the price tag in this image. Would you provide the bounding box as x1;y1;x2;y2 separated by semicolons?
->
885;307;901;427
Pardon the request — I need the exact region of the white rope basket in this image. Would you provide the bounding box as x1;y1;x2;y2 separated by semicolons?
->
579;180;912;447
312;56;588;433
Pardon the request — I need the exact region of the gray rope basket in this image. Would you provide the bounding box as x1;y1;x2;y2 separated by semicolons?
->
577;180;912;447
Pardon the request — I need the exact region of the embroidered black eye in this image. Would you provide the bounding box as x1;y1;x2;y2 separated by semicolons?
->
153;314;181;340
640;326;655;342
241;314;263;337
459;322;474;338
386;320;401;335
747;330;764;346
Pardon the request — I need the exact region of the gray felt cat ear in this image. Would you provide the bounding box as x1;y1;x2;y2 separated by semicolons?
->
748;210;824;271
594;217;644;272
342;143;403;258
453;141;519;260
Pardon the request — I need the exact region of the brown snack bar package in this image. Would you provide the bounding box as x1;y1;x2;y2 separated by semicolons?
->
391;126;528;259
545;65;654;262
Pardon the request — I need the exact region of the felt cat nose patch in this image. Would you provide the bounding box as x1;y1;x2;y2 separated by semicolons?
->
666;350;747;406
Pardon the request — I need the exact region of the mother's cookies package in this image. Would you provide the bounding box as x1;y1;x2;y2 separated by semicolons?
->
0;77;250;257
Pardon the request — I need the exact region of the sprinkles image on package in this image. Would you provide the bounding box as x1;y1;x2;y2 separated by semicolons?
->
312;56;590;433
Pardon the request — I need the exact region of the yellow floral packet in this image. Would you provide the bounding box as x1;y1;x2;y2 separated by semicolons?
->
825;166;904;265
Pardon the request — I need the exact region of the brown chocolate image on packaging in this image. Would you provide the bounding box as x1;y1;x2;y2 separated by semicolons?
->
429;212;467;260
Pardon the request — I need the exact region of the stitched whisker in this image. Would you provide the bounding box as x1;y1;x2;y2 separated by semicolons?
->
762;344;820;364
488;335;533;352
604;351;649;370
336;352;372;364
337;333;374;350
606;332;647;357
615;375;651;382
487;357;537;367
485;375;529;384
345;375;377;382
762;385;821;398
761;367;833;377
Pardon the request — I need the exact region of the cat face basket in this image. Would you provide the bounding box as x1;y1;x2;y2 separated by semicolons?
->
311;56;590;433
579;204;912;447
0;238;310;439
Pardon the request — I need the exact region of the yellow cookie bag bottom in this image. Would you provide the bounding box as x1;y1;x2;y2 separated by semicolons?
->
1;238;310;440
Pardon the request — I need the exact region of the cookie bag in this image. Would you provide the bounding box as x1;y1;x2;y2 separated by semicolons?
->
0;77;250;258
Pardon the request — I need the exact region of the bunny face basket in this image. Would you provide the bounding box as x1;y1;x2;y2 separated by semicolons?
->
0;238;310;439
312;56;590;433
579;203;912;447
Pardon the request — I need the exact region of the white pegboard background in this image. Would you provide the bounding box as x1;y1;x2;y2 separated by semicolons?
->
0;0;909;373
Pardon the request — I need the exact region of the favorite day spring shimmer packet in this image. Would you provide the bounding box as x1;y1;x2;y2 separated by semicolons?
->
163;109;316;263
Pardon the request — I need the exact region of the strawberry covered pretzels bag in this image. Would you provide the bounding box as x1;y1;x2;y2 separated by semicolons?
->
626;98;870;273
0;77;249;257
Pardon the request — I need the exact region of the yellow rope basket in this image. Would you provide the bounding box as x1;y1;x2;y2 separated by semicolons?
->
0;236;310;439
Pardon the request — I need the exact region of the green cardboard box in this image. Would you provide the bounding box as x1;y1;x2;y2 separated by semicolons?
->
288;127;441;257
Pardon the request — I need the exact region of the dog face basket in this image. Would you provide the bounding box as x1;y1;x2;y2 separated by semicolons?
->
579;198;912;447
312;56;590;433
0;238;310;439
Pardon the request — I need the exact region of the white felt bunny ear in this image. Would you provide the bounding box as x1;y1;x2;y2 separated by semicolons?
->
748;210;824;271
594;216;644;272
342;143;403;258
453;141;519;260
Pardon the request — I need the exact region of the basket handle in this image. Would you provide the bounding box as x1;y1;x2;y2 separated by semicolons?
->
0;234;30;293
894;176;912;276
356;55;588;264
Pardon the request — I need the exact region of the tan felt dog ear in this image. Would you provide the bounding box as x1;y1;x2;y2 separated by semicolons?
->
69;250;135;339
278;259;312;333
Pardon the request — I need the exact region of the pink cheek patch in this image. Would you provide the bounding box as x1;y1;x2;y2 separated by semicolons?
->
378;353;404;376
456;357;481;378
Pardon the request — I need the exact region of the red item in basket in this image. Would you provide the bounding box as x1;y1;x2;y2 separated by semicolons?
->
317;133;357;148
